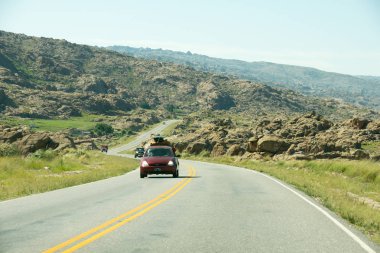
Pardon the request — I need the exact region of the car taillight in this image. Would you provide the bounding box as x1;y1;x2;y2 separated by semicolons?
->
142;161;149;167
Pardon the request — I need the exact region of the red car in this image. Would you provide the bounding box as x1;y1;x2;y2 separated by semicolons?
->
140;146;179;178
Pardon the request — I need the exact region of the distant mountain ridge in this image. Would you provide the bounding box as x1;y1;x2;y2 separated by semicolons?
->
108;46;380;110
0;31;376;121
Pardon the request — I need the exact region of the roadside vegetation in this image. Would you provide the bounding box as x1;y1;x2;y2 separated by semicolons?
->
184;154;380;244
161;120;181;137
362;141;380;156
0;113;183;202
0;149;139;200
0;114;100;132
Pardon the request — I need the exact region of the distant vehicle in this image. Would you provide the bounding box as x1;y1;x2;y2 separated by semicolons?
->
140;146;179;178
134;147;145;158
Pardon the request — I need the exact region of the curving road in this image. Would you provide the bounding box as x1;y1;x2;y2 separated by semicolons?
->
0;121;378;253
108;120;180;155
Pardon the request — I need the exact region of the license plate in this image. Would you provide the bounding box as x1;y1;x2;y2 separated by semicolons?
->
154;168;161;172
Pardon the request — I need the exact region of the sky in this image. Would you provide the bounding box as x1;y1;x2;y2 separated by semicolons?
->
0;0;379;76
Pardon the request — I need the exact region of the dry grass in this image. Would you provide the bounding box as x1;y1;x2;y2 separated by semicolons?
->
161;120;181;137
0;149;139;200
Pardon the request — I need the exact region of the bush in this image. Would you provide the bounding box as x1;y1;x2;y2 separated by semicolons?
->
93;123;114;136
139;101;151;109
28;149;57;160
0;143;20;156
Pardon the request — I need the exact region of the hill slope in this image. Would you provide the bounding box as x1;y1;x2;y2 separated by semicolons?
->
108;46;380;109
0;31;374;120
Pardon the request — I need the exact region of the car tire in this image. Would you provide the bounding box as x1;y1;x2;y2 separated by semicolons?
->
173;170;178;178
140;173;146;178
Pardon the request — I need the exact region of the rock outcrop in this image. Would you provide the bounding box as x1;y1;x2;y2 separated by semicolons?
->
196;80;236;110
0;88;15;111
18;133;58;154
78;75;116;94
257;136;291;154
0;125;76;155
171;113;380;161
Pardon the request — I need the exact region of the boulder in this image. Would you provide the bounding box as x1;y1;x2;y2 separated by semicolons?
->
367;121;380;134
211;143;226;156
350;149;370;160
286;144;296;155
109;97;134;111
0;129;23;143
186;142;207;155
74;139;98;150
57;105;81;117
173;141;188;153
78;75;115;94
226;144;245;156
210;118;233;127
348;118;371;130
257;135;291;154
278;113;332;138
50;133;76;151
208;131;225;146
18;133;58;154
247;137;259;152
240;152;264;160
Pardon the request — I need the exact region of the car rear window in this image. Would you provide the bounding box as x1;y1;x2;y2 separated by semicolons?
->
145;148;173;157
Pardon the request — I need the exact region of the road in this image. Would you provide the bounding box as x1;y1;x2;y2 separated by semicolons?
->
108;120;179;155
0;121;378;253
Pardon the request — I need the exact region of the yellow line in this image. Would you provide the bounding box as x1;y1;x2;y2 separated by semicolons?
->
43;166;195;253
43;180;185;253
63;168;195;253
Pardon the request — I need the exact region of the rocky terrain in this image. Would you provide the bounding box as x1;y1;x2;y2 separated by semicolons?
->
0;125;78;155
0;111;163;155
170;113;380;161
109;46;380;109
0;31;376;120
1;31;379;160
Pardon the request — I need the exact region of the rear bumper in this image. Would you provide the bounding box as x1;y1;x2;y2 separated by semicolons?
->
140;166;177;175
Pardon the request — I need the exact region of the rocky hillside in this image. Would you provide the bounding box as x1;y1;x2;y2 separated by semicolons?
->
0;110;164;155
0;31;375;120
170;113;380;161
108;46;380;109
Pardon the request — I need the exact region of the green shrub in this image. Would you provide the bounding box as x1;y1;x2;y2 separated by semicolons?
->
198;150;210;157
0;143;21;156
93;123;114;136
139;101;151;109
28;149;57;160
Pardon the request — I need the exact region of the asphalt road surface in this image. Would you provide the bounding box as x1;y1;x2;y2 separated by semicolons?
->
0;121;378;253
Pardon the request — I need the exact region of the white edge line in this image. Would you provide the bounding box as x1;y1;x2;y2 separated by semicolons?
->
254;170;377;253
187;159;377;253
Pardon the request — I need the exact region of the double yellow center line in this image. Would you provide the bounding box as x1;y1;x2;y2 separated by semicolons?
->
43;166;196;253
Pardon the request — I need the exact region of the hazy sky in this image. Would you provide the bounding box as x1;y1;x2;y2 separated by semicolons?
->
1;0;379;75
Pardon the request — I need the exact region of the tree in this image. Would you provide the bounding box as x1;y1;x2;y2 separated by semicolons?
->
93;123;114;136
